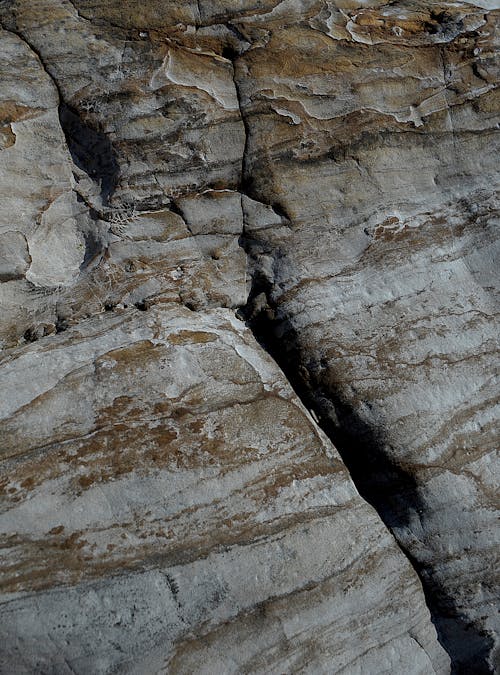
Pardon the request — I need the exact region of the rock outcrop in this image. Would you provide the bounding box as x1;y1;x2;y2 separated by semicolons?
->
0;1;498;673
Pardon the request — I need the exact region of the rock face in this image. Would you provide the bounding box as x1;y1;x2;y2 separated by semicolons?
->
0;1;497;673
0;306;449;673
234;6;500;672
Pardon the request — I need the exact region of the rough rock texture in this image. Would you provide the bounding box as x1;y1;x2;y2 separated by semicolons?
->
233;7;500;672
0;306;449;673
0;0;498;673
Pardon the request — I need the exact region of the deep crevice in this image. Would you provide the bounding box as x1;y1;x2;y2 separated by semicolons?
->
237;230;495;674
0;23;120;206
231;52;494;675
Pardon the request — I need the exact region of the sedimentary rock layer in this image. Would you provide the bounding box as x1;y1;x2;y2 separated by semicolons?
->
0;0;498;673
233;6;500;671
0;305;449;673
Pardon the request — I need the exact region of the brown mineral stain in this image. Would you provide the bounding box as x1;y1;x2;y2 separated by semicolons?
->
0;101;43;125
59;533;86;550
262;458;340;499
168;330;218;345
0;124;15;149
49;525;65;535
188;419;204;433
97;340;155;366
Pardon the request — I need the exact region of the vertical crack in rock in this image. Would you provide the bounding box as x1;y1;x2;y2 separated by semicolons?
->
230;50;494;675
237;226;494;675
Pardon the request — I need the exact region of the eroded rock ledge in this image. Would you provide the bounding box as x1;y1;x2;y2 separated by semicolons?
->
0;1;498;673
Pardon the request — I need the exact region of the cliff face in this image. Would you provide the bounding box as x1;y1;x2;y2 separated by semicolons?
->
0;1;498;673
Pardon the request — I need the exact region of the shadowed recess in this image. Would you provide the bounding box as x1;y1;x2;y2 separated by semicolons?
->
237;227;496;675
59;103;119;205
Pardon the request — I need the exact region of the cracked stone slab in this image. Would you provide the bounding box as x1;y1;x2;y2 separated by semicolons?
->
0;0;498;672
0;305;449;673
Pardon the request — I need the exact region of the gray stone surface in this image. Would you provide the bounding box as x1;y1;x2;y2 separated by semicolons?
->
0;0;498;672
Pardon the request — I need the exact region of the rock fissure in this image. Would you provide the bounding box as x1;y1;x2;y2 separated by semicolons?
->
0;3;498;672
229;36;498;675
231;41;448;657
236;223;496;673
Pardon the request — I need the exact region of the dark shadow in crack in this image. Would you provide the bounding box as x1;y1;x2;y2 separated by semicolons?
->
237;230;495;675
59;103;120;205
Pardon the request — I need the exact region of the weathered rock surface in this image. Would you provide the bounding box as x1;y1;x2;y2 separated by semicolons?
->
0;0;498;672
234;6;500;671
0;305;449;673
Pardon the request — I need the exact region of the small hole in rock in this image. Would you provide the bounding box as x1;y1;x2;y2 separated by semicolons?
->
222;45;238;61
23;328;38;342
56;317;69;333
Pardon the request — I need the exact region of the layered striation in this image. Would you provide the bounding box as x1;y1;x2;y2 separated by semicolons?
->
232;5;500;670
0;1;498;673
0;305;449;673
